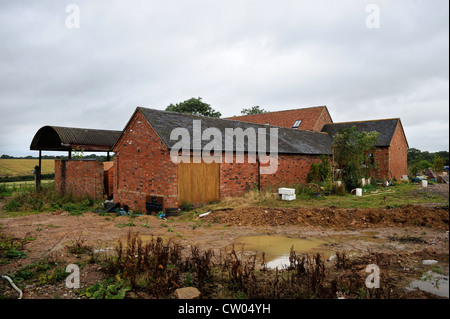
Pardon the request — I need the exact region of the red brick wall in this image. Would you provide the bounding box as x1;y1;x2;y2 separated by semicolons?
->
313;107;333;132
219;153;322;197
220;153;259;197
366;123;408;181
260;154;322;189
388;122;408;180
55;159;104;200
112;110;178;213
370;147;390;180
227;106;332;132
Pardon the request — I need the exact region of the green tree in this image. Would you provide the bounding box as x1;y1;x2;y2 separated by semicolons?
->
432;155;445;172
240;106;267;115
165;97;221;118
409;160;432;176
332;126;379;191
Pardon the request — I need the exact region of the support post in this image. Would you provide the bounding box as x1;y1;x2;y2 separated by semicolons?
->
35;150;42;191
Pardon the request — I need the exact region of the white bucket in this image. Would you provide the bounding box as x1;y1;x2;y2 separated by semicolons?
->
355;188;362;196
422;180;428;188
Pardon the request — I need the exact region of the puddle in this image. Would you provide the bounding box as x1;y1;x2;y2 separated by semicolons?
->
230;235;329;269
229;232;387;269
406;270;449;298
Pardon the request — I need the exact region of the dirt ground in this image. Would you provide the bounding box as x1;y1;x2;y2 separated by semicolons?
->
0;184;448;299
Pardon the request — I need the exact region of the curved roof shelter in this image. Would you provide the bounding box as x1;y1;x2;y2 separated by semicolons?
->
30;126;122;152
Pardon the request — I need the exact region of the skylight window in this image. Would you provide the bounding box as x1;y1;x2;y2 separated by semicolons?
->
292;120;302;128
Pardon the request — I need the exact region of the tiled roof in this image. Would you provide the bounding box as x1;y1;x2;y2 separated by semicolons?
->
137;107;333;155
225;106;331;131
321;119;401;147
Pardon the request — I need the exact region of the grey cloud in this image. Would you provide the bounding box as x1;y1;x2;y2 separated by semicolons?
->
0;0;448;155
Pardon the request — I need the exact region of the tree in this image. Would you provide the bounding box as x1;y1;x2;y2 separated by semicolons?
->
409;160;432;176
331;126;379;191
165;97;221;118
240;106;267;115
432;155;445;172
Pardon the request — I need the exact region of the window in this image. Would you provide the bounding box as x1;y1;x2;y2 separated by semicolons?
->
292;120;302;128
369;153;375;166
265;123;270;125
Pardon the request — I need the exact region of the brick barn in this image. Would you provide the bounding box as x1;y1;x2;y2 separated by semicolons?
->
231;106;408;180
30;105;408;213
111;107;332;213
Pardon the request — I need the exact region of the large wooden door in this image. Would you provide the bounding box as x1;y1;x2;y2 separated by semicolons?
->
177;159;220;206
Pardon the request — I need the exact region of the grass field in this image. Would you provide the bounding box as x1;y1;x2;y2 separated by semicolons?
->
0;159;55;177
0;180;54;189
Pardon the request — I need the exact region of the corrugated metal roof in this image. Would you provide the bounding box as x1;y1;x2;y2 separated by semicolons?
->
30;126;122;151
321;119;400;147
137;107;333;155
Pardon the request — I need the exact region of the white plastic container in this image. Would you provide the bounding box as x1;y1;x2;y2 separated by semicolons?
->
422;180;428;188
278;188;295;195
355;188;362;196
281;194;296;201
360;178;366;186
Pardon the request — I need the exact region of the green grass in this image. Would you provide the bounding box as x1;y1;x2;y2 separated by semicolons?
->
0;183;101;218
198;182;448;213
0;180;54;189
0;159;54;177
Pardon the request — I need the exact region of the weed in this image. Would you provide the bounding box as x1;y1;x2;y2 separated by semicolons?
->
116;222;135;228
66;234;92;255
4;199;20;212
0;233;27;262
38;267;66;286
141;220;150;228
432;266;442;274
82;280;130;299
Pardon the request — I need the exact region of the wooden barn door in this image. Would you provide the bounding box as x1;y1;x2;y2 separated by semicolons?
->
177;158;220;206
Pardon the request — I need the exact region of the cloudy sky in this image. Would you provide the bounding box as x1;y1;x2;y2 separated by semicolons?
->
0;0;448;156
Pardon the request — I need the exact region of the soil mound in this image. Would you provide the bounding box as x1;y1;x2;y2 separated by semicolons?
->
206;204;449;229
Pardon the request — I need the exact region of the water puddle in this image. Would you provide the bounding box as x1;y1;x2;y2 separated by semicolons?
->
229;232;387;269
230;235;330;269
406;270;449;298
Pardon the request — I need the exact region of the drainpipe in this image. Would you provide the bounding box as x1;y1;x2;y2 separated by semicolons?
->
257;155;261;191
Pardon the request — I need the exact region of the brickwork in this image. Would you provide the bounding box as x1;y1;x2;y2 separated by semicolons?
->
112;110;178;213
220;153;259;197
260;154;323;188
54;159;104;200
370;147;390;180
388;121;408;180
219;153;323;197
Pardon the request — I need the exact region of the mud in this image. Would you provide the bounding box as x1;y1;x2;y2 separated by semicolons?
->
0;203;448;299
204;204;449;229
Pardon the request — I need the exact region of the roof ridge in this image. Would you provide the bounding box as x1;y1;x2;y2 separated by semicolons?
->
224;105;327;118
326;118;400;125
139;106;330;136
